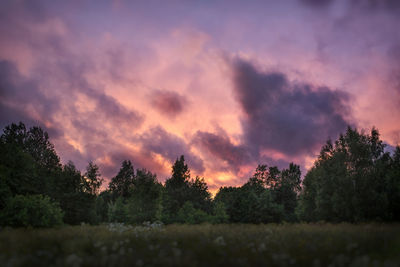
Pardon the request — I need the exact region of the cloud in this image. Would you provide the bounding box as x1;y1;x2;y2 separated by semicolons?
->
232;58;352;157
349;0;400;13
140;126;205;174
0;60;61;131
388;45;400;101
193;130;252;172
150;90;187;118
299;0;400;15
2;0;399;192
0;55;145;175
83;87;143;127
299;0;334;8
98;148;167;181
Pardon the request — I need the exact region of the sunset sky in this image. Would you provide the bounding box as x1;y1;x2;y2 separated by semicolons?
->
1;0;400;192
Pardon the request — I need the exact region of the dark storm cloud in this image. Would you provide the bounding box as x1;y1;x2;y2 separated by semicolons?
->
0;104;36;129
84;87;143;126
150;90;187;118
0;0;47;23
0;56;146;178
232;58;352;157
193;131;252;171
0;60;62;133
350;0;400;13
299;0;334;8
300;0;400;14
140;126;205;174
1;0;144;133
0;59;143;132
0;60;52;107
388;45;400;101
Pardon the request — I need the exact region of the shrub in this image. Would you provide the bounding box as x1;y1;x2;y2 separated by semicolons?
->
127;196;162;224
212;201;229;224
0;194;63;227
107;197;128;223
177;201;211;224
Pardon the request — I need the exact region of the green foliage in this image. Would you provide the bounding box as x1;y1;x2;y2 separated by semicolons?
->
211;201;229;223
275;163;301;222
215;163;299;223
188;176;212;212
0;172;12;210
53;161;97;225
162;155;212;223
0;224;399;266
256;190;285;223
214;186;242;222
2;121;399;226
109;160;135;199
23;126;61;173
0;122;102;226
0;194;63;227
163;156;191;221
0;122;59;197
84;161;103;195
385;146;400;221
296;168;318;222
177;201;211;224
127;169;162;224
108;197;128;223
95;191;112;223
298;127;399;222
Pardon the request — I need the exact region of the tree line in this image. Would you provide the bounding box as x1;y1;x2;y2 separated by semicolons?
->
0;122;399;227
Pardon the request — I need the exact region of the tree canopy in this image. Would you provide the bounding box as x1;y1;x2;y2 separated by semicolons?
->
1;122;399;227
297;127;399;222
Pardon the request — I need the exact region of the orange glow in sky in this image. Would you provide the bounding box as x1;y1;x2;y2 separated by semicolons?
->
1;1;399;194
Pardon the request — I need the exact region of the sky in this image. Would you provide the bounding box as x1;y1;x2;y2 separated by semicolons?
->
1;0;400;192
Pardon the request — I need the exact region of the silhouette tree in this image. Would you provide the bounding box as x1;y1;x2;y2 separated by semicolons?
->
0;122;61;198
215;163;299;223
274;163;301;221
54;161;97;224
162;155;212;223
162;156;192;223
386;146;400;220
298;127;395;222
188;176;212;213
3;121;399;226
109;160;135;199
127;169;162;223
84;161;103;195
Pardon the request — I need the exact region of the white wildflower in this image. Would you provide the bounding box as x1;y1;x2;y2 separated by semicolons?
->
65;254;82;267
258;242;266;252
214;236;226;246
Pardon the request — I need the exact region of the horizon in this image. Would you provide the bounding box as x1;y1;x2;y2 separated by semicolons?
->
1;0;400;192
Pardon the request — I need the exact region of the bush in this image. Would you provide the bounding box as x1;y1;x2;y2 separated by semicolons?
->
127;196;162;224
107;197;128;223
211;201;229;224
177;201;211;224
0;194;63;227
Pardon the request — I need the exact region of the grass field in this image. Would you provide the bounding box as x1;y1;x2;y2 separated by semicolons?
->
0;223;399;266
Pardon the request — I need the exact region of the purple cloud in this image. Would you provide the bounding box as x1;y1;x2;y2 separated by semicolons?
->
140;126;205;174
150;90;187;118
193;131;252;172
232;58;352;157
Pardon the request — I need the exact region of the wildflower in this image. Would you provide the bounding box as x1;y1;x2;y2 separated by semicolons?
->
258;242;266;252
214;236;226;246
65;254;82;267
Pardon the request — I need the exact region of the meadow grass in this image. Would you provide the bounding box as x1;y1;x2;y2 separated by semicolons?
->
0;223;399;266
